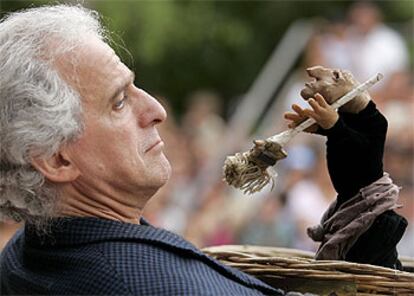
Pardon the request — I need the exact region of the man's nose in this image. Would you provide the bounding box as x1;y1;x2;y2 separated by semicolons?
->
137;90;167;128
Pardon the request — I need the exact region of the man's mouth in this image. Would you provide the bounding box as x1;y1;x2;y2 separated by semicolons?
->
145;139;163;153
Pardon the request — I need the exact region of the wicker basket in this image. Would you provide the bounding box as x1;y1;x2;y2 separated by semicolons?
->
203;245;414;296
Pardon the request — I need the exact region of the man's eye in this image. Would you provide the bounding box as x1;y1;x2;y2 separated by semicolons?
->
113;95;128;110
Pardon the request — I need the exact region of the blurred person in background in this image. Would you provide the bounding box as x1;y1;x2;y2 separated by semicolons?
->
310;1;409;90
346;1;409;85
317;12;353;71
182;90;226;168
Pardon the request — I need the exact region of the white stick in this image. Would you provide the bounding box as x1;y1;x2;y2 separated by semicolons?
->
268;73;384;147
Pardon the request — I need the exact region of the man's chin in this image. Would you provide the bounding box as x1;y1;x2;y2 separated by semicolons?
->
157;155;172;185
142;154;171;189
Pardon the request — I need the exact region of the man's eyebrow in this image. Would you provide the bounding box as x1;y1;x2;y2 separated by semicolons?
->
110;71;136;102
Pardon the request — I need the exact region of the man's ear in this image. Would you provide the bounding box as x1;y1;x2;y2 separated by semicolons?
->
31;150;80;183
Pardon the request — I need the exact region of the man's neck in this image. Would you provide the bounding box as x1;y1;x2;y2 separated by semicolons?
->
55;182;153;225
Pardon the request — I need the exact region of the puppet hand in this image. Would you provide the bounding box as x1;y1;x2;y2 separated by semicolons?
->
284;104;318;133
285;93;338;131
304;93;339;129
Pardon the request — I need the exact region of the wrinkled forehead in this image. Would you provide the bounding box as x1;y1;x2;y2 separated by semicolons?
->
52;35;114;76
52;36;125;102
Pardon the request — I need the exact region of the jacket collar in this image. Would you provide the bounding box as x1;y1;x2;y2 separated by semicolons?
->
24;217;281;294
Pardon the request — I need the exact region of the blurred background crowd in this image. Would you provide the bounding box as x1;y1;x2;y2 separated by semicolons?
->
1;0;413;257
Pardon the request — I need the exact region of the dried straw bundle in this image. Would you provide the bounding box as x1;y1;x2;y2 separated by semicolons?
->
203;245;414;295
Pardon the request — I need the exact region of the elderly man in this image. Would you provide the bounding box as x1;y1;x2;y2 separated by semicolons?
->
0;5;285;295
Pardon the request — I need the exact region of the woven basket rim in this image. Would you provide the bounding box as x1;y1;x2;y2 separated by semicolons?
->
203;244;414;295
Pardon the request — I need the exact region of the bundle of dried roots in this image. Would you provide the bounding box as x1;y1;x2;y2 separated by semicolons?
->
223;140;287;194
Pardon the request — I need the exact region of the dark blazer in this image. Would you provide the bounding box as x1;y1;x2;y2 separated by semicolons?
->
0;217;283;295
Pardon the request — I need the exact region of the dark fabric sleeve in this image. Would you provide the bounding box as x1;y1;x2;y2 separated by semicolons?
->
322;101;387;204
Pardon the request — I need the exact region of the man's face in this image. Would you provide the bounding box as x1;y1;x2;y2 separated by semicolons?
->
59;37;171;198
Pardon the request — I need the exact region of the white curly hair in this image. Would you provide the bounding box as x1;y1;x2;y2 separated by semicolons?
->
0;5;107;228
